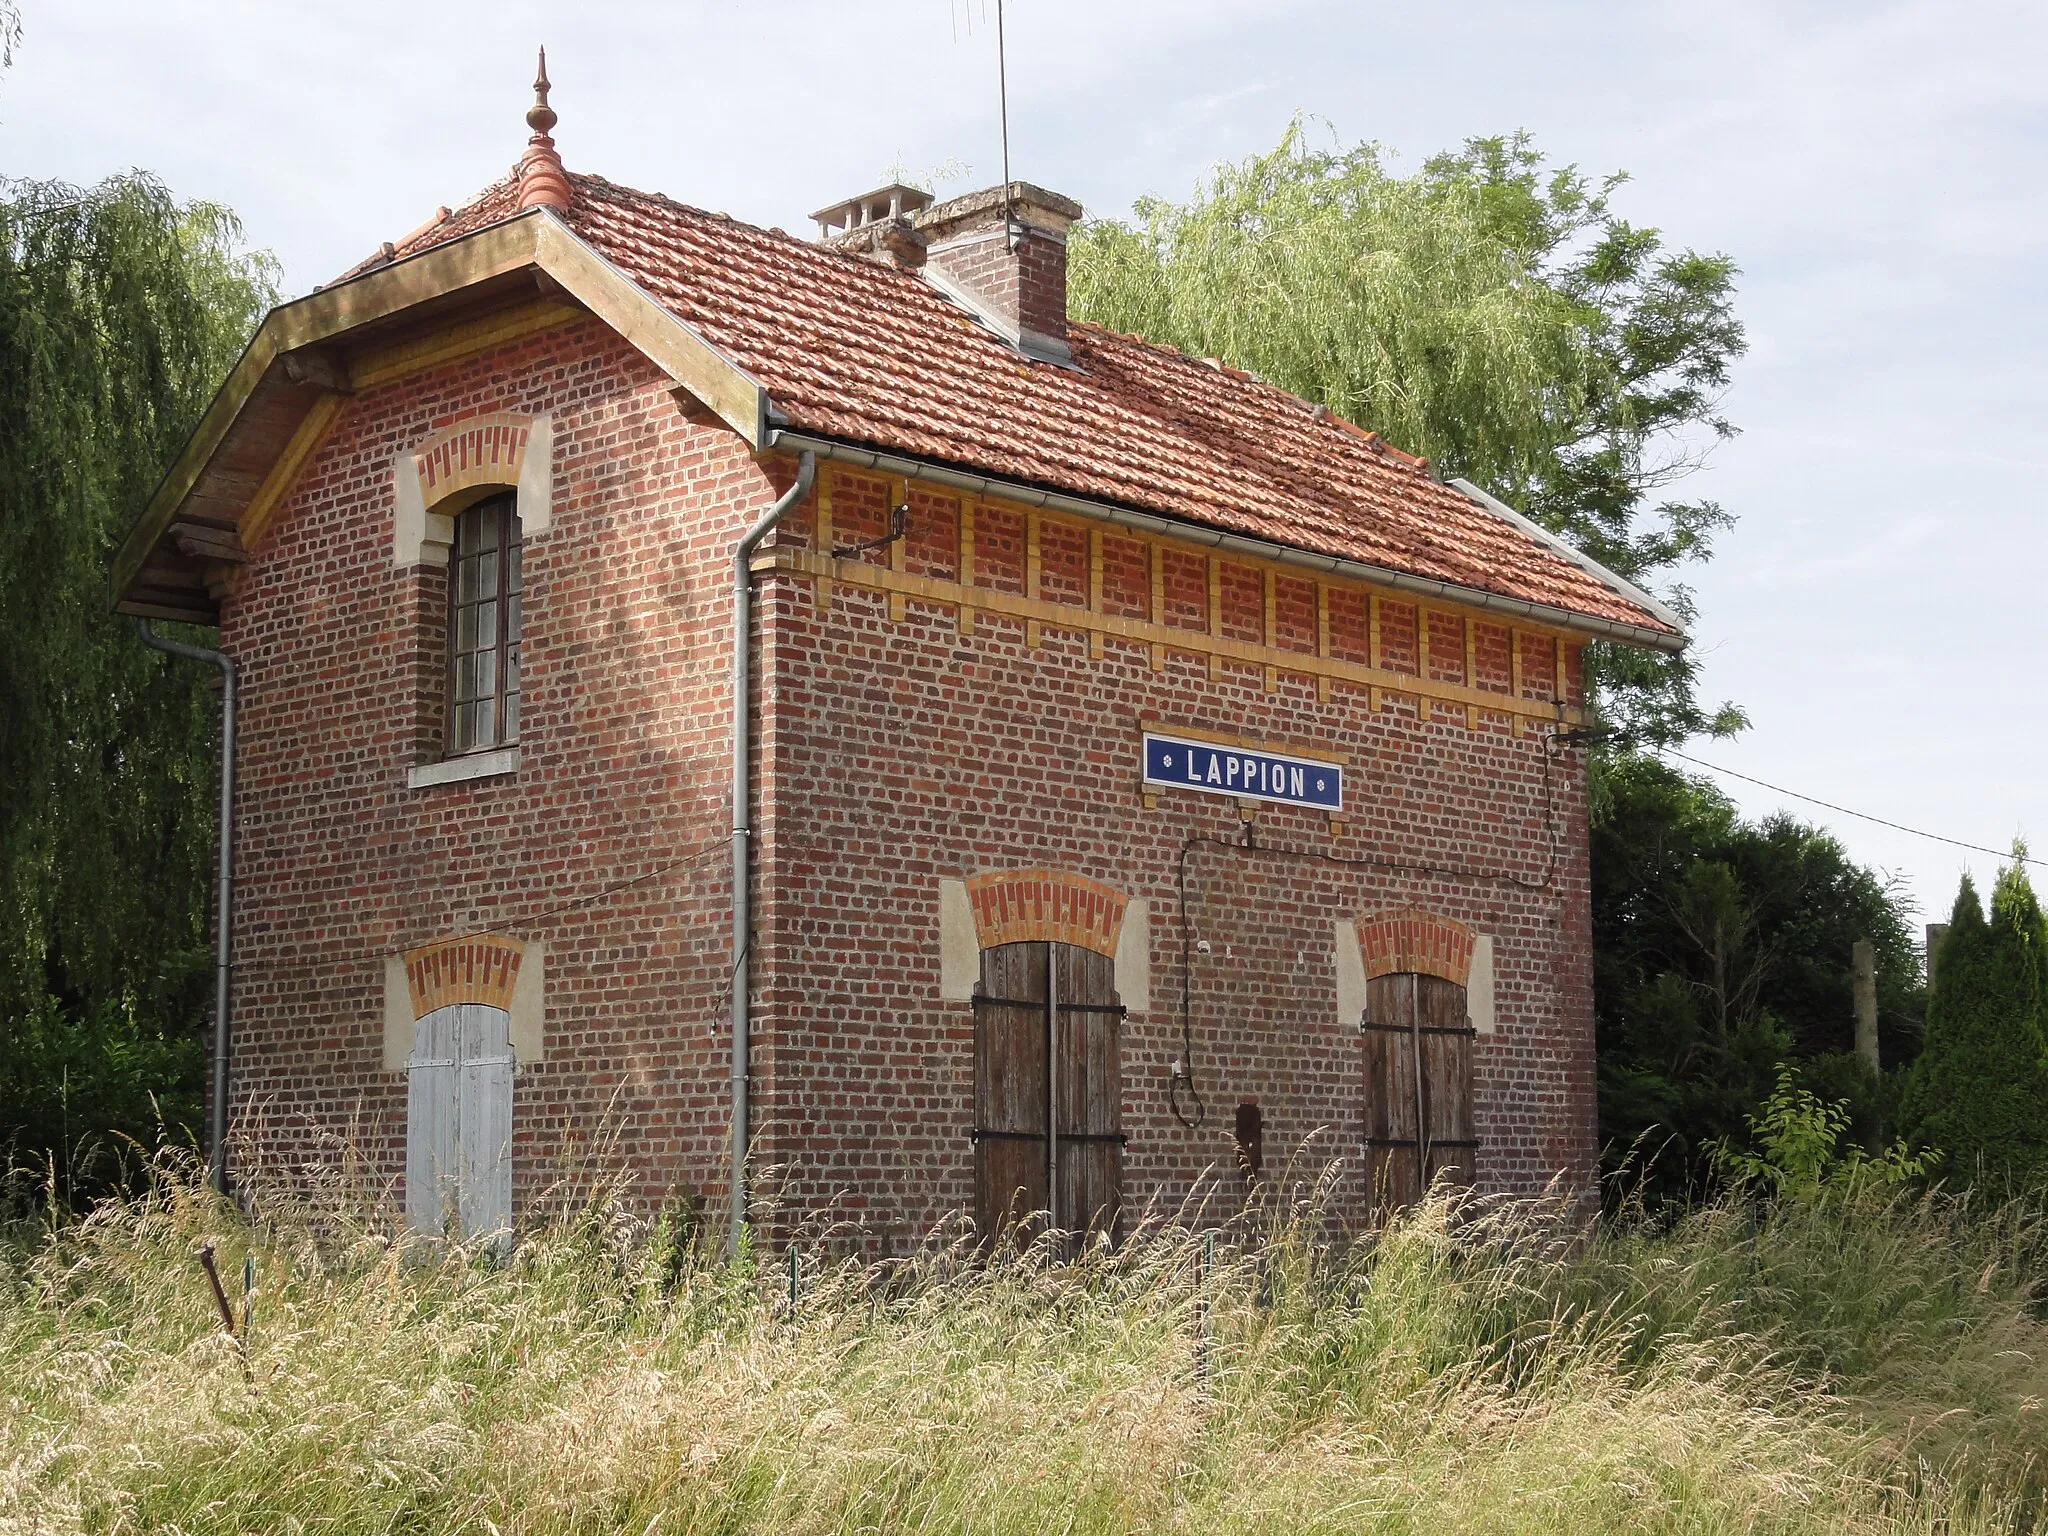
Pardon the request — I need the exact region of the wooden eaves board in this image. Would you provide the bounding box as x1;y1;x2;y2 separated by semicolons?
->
111;207;769;620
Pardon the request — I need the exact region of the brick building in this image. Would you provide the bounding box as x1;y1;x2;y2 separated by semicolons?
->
113;65;1684;1248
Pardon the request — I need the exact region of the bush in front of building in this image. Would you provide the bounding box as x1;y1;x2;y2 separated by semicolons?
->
3;1153;2044;1530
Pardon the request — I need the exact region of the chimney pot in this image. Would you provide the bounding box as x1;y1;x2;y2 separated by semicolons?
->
811;182;939;271
811;181;936;240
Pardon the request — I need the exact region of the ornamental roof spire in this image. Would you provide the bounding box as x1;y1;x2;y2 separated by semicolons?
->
517;47;572;214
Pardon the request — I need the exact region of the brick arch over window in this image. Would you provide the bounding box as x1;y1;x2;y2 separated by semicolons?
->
404;935;525;1018
1354;909;1475;987
414;413;535;509
965;868;1128;959
391;411;554;566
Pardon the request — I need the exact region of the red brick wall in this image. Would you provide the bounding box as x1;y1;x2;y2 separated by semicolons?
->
219;316;779;1216
217;317;1596;1246
751;467;1596;1250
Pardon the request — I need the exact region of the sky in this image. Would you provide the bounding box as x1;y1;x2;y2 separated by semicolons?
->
7;0;2044;936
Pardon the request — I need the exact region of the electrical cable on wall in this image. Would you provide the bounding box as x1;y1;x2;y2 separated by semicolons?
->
243;837;736;989
1167;729;1581;1128
831;500;908;560
379;836;730;965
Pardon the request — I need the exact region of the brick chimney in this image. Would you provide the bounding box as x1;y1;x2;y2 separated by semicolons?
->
914;183;1081;365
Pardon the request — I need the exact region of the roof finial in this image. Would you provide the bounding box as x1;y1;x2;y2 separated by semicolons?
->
517;46;572;214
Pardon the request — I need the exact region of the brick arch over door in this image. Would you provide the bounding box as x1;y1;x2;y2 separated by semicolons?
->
404;934;524;1018
1354;909;1475;987
964;868;1128;957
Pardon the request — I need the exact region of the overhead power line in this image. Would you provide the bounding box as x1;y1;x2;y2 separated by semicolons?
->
1656;747;2044;872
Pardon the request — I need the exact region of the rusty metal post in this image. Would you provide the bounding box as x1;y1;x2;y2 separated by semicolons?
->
196;1242;237;1337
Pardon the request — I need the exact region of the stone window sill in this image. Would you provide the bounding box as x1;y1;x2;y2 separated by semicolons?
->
407;746;520;789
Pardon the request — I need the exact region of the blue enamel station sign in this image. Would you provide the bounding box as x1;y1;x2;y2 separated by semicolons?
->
1142;732;1343;812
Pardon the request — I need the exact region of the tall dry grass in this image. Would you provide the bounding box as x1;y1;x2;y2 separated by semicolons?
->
1;1152;2042;1534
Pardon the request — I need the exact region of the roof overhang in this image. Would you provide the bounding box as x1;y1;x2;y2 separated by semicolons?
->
113;207;767;622
765;429;1688;654
1447;478;1687;639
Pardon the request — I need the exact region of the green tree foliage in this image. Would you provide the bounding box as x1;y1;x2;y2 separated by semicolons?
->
1713;1065;1933;1198
1592;754;1924;1201
1069;123;1747;748
0;171;275;1189
1899;862;2048;1190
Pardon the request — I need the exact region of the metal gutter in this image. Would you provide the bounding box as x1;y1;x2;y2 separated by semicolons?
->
728;450;816;1256
136;620;237;1194
765;430;1687;654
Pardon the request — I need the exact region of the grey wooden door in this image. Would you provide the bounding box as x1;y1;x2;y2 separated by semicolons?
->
973;941;1124;1250
1361;973;1476;1214
406;1002;515;1240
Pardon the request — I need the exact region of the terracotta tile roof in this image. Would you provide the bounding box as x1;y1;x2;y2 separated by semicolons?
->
347;171;1674;638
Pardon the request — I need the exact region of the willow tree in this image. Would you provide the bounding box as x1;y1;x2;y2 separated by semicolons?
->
1069;125;1746;748
0;171;276;1189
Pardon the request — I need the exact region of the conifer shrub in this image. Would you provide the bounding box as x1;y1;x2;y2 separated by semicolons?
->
1901;860;2048;1191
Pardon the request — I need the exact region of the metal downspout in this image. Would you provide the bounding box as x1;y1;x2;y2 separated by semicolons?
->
729;450;816;1255
136;618;236;1194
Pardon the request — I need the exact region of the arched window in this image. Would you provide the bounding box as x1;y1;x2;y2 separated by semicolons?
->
448;493;522;754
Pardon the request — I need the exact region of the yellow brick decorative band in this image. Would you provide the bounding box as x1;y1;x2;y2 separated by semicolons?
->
1354;910;1475;987
758;546;1582;729
965;868;1128;959
404;934;524;1018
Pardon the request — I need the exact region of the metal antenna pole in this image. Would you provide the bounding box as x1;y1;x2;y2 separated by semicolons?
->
997;0;1016;251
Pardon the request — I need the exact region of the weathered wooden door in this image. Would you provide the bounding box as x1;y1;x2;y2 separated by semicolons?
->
973;941;1124;1248
406;1002;515;1239
1361;973;1476;1212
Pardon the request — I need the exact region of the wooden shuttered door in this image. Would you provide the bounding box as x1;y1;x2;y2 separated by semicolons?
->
1362;972;1476;1212
973;941;1124;1248
973;943;1049;1240
406;1002;516;1240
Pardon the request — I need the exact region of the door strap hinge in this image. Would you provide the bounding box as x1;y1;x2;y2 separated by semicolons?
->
971;997;1128;1016
970;1129;1130;1146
